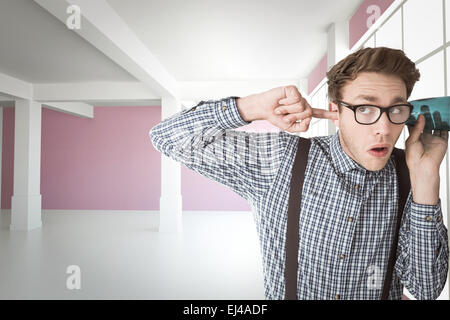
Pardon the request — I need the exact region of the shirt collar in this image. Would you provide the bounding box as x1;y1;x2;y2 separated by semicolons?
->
330;130;395;176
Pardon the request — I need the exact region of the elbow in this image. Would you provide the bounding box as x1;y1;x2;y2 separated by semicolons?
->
149;124;175;157
149;125;163;152
415;289;443;300
410;278;447;300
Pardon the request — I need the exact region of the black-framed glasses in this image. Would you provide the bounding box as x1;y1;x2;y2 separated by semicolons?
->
336;100;413;125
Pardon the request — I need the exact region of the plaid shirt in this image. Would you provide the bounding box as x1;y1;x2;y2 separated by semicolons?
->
149;97;448;300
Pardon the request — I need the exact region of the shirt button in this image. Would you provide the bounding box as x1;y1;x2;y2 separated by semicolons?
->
436;216;441;222
334;294;340;300
425;216;432;222
354;184;359;189
348;217;354;222
222;105;227;111
339;254;345;259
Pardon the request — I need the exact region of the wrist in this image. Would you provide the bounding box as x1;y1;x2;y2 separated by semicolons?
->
236;95;263;122
410;173;440;205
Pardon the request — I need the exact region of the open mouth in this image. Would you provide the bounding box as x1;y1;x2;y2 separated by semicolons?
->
371;147;387;152
368;147;389;157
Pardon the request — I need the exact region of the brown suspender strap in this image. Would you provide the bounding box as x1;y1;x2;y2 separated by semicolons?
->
284;138;410;300
285;137;311;300
381;148;410;299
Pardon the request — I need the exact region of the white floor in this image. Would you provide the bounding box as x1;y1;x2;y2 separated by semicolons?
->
0;211;266;300
1;210;448;300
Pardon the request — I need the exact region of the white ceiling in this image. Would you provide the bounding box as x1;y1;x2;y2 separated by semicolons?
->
0;0;137;83
0;0;363;85
107;0;363;81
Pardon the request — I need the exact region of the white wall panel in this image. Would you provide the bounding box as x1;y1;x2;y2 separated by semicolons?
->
403;0;443;62
446;0;450;43
410;51;445;100
376;8;403;50
363;35;376;48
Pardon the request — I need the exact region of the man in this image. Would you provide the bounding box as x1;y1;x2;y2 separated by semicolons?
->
150;47;448;300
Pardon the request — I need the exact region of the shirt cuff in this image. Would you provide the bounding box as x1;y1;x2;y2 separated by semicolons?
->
213;97;251;129
410;198;444;230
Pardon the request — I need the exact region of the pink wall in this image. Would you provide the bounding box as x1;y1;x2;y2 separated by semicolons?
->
307;54;328;95
1;106;161;210
182;167;250;211
181;119;279;211
349;0;395;49
39;106;162;210
1;106;252;212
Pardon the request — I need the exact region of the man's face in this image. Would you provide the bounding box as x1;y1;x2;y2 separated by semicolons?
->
328;72;407;172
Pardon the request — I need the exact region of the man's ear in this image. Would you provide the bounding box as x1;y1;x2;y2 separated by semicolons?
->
328;102;339;128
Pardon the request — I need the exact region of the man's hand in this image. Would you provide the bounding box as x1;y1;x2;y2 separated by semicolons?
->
237;85;338;133
405;114;449;205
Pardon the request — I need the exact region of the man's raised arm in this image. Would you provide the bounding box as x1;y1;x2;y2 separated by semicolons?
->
149;86;335;203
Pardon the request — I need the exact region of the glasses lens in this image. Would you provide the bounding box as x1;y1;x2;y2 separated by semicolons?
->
388;105;411;123
355;105;411;124
355;106;380;124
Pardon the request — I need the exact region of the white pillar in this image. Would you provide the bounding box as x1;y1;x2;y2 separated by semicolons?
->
327;21;350;136
159;97;182;233
298;78;309;98
10;100;42;231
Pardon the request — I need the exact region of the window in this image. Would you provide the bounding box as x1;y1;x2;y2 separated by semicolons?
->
376;8;402;50
403;0;443;62
363;34;375;48
305;83;330;138
446;0;450;43
410;51;445;100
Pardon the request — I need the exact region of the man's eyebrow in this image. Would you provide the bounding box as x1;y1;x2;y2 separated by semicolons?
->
354;95;407;104
391;96;408;104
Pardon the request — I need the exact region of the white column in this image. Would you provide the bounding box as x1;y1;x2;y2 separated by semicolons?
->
10;100;42;231
327;21;350;136
159;97;182;233
298;78;309;98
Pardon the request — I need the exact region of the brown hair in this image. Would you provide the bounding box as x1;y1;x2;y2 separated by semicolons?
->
326;47;420;107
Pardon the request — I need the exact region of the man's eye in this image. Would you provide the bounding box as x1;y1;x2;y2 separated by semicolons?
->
357;107;372;114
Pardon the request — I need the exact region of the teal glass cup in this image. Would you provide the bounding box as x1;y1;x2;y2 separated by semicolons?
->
405;96;450;131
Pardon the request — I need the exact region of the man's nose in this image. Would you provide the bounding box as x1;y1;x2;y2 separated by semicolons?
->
373;111;394;133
